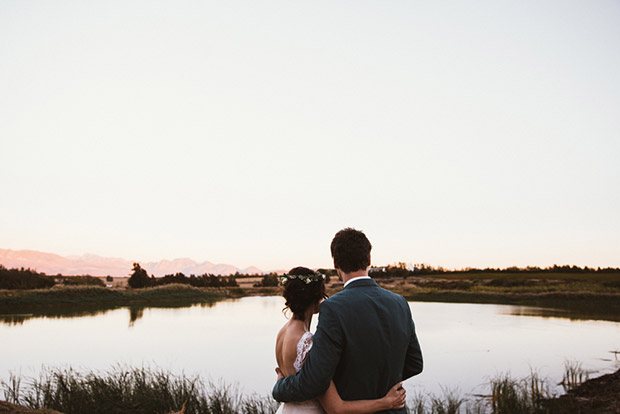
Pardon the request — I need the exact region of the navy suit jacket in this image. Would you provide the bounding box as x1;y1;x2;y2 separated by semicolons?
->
272;278;423;414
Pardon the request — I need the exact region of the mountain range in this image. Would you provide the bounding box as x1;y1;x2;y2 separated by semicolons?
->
0;249;263;277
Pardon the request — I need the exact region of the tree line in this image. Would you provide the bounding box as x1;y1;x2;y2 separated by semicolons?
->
4;261;620;291
0;265;104;290
128;263;239;289
370;263;620;278
0;265;54;289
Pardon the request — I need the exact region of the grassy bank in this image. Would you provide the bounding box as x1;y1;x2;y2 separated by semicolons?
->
1;363;611;414
0;284;225;313
399;289;620;320
2;272;620;322
1;366;276;414
367;273;620;322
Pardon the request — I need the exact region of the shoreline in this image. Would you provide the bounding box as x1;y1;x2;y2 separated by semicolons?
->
2;276;620;323
2;366;619;413
1;279;619;413
543;367;620;413
0;284;225;320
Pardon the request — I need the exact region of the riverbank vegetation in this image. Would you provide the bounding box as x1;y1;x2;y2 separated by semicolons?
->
2;262;620;322
0;265;55;290
0;264;239;291
0;284;224;315
371;272;620;322
371;263;620;278
127;263;239;289
1;366;276;414
1;363;615;414
369;263;620;304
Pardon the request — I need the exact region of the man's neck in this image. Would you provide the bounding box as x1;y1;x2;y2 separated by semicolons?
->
340;269;369;285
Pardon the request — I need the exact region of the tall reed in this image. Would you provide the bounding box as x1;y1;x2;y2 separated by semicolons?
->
1;364;595;414
406;387;467;414
489;371;552;414
405;371;556;414
1;366;277;414
559;360;589;392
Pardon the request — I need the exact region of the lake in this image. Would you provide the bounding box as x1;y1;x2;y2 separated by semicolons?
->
1;296;619;400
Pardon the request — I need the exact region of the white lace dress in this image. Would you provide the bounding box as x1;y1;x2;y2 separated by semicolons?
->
276;331;326;414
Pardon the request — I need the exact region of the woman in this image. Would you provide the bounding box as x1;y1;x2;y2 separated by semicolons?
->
275;267;406;414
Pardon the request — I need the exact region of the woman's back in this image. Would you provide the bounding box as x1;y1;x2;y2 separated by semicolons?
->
276;320;308;376
275;320;325;414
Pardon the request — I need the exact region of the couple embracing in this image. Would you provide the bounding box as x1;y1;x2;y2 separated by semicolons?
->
273;228;423;414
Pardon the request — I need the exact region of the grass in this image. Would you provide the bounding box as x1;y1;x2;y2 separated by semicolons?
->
405;370;562;414
0;284;225;311
367;274;620;322
409;271;620;283
3;271;620;323
403;364;594;414
559;360;589;392
378;271;620;300
0;363;599;414
488;374;548;414
1;366;277;414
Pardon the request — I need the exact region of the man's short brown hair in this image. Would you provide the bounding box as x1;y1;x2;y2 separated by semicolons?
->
330;228;372;273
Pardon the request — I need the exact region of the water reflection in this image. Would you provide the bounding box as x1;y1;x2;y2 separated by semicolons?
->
127;301;219;326
505;303;620;322
128;307;144;327
0;307;115;325
2;295;619;327
1;297;620;398
0;314;34;326
0;300;220;326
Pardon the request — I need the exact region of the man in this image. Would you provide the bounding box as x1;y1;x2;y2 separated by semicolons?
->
273;228;423;413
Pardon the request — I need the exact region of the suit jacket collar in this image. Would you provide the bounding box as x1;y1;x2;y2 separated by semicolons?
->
343;278;378;290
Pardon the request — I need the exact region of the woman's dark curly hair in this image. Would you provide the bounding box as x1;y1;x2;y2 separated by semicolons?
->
283;266;327;320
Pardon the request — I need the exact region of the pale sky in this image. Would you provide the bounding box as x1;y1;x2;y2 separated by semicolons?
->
1;0;619;271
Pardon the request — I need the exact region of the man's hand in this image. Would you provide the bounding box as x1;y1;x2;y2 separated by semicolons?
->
383;382;407;409
275;367;285;380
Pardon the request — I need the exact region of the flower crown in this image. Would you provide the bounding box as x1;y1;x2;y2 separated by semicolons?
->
280;272;326;285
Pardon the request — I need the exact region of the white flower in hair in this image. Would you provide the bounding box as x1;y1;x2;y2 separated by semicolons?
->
279;271;326;285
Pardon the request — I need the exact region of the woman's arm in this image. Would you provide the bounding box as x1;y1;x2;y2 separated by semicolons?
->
317;381;406;414
274;302;342;402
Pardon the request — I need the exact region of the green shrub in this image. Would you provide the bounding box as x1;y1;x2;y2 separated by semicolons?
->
60;276;105;287
0;265;55;290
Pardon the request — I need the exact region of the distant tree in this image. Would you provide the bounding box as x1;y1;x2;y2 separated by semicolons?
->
128;263;151;289
158;272;188;286
61;275;105;287
226;276;239;287
0;265;55;290
106;275;113;283
255;274;279;287
316;268;334;283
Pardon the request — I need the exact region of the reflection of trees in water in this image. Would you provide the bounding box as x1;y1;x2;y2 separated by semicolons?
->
0;308;113;325
506;301;620;323
128;307;145;327
127;301;218;327
0;300;221;326
0;314;31;325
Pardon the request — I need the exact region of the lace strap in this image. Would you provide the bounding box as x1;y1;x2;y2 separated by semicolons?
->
293;331;313;373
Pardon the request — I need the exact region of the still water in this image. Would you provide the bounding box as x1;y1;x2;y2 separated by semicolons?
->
1;297;619;399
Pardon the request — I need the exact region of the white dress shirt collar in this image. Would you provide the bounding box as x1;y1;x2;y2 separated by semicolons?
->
344;275;371;288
